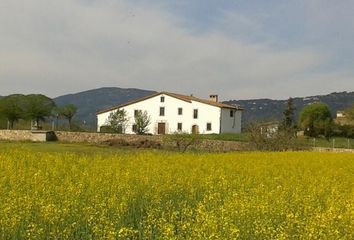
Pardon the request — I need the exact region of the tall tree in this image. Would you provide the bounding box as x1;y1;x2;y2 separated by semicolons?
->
106;109;129;133
134;110;151;135
281;97;296;130
24;94;56;129
0;94;26;129
299;103;333;138
58;104;77;131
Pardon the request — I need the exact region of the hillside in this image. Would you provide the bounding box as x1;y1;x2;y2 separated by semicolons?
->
224;91;354;126
2;88;352;129
53;87;156;128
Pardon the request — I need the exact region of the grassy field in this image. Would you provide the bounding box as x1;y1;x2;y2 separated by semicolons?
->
297;136;354;149
0;142;353;239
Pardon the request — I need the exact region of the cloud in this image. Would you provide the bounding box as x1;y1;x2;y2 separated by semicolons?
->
0;0;352;100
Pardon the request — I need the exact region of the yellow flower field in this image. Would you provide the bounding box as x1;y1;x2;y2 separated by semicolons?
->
0;144;353;239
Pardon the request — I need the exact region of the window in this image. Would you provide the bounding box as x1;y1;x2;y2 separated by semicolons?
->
160;96;165;102
206;123;212;131
132;124;137;132
177;122;182;131
178;108;183;115
193;109;198;119
160;107;165;116
230;110;234;117
134;110;139;117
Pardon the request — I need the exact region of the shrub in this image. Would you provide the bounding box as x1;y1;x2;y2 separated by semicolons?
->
166;132;201;152
246;124;308;151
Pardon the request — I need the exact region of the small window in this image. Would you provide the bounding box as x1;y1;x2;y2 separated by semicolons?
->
177;123;182;131
206;123;212;131
193;109;198;119
134;110;139;117
160;107;165;116
160;96;165;102
132;124;137;132
178;108;183;115
230;110;234;117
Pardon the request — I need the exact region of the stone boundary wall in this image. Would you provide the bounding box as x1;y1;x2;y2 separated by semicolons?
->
55;131;164;144
55;131;246;152
2;130;353;153
0;130;33;141
0;130;245;152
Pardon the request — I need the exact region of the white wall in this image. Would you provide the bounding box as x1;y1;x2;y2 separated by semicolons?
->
97;93;222;134
220;108;242;133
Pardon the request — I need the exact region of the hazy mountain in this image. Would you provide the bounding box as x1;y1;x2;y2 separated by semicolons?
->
53;87;156;128
2;88;353;129
225;91;354;126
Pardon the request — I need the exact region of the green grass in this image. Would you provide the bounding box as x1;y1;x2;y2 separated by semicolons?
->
0;141;135;155
297;136;354;149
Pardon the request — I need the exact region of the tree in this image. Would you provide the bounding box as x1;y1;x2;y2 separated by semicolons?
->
134;110;151;135
58;104;77;131
281;97;296;130
345;104;354;122
167;132;201;152
0;94;26;129
106;109;129;133
299;103;333;138
24;94;56;129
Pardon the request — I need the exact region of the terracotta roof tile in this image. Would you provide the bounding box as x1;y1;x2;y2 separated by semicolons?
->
96;91;243;115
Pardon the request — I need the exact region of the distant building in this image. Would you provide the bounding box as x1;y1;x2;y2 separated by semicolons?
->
96;92;243;134
336;111;345;118
258;122;279;136
335;111;353;125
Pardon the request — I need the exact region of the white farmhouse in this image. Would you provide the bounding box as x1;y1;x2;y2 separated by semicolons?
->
96;92;243;134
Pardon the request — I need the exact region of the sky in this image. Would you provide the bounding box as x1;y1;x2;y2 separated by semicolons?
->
0;0;353;100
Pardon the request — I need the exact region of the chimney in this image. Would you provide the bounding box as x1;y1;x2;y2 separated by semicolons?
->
209;94;218;102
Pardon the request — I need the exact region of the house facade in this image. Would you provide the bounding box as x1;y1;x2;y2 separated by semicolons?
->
96;92;243;134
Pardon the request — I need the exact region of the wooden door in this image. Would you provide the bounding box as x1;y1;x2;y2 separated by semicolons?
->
158;123;166;135
191;125;199;134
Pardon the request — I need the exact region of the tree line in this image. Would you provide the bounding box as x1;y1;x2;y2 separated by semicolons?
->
0;94;77;130
280;98;354;139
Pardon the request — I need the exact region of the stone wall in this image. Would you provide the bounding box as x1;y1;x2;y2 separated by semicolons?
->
55;131;245;152
0;130;245;152
55;131;164;144
0;130;33;141
3;130;352;153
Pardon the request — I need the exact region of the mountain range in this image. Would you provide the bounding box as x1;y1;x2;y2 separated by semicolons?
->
224;91;354;126
52;88;354;129
53;87;155;129
1;88;353;129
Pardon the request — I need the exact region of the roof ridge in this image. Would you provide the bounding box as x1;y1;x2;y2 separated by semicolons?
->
97;91;243;115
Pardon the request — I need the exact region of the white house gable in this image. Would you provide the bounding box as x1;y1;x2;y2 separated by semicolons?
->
96;92;243;134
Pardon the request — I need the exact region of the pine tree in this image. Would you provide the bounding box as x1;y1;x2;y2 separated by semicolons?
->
282;98;296;130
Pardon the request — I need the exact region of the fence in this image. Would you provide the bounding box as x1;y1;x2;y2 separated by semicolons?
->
310;138;354;149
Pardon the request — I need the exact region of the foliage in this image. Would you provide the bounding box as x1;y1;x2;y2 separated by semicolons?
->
0;145;353;239
106;109;129;133
0;94;26;129
332;124;354;138
281;97;296;130
134;110;151;135
246;124;307;151
299;103;333;138
344;104;354;121
23;94;56;129
57;104;77;131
